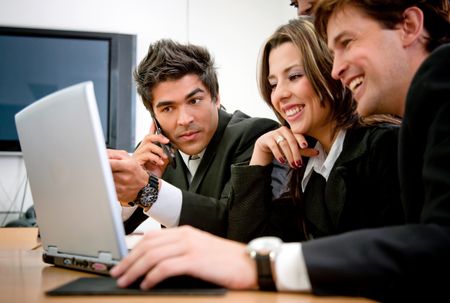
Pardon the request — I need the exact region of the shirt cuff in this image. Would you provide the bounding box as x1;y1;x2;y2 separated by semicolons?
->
275;243;312;291
143;179;182;228
121;204;138;221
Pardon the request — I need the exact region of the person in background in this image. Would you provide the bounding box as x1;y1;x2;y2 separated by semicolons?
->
111;1;450;301
227;17;403;244
109;39;282;237
289;0;316;16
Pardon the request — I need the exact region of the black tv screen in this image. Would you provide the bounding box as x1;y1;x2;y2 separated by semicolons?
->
0;26;136;153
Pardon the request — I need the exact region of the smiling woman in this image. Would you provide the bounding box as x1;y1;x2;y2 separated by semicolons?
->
227;17;404;244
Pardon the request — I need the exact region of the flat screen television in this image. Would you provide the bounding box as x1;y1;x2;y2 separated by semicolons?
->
0;26;136;153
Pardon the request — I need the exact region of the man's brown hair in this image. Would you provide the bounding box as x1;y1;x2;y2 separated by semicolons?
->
314;0;450;52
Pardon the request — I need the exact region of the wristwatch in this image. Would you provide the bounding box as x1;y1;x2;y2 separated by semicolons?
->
246;236;282;291
132;173;159;210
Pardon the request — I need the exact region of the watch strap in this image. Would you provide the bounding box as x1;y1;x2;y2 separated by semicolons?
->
148;173;159;189
255;254;276;291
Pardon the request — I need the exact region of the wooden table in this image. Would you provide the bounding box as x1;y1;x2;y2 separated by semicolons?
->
0;228;377;303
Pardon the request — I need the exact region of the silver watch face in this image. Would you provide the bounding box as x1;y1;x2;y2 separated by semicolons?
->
247;237;282;256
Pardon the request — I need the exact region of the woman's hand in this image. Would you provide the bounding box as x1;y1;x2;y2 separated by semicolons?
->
250;126;318;168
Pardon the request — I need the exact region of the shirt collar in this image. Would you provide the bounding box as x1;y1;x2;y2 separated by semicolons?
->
301;129;346;192
179;149;206;171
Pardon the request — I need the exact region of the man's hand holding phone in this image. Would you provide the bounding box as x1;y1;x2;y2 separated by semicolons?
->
132;120;176;178
152;118;177;169
109;120;177;206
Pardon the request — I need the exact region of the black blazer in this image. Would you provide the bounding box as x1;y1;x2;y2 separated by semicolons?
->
227;124;404;243
124;109;279;236
301;44;450;302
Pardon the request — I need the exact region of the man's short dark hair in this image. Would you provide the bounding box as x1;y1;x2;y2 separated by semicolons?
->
134;39;219;112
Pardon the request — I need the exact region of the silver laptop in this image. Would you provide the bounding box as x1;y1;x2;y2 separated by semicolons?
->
15;81;128;275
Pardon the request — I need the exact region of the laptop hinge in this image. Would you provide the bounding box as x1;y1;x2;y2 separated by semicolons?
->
48;245;59;254
97;251;113;262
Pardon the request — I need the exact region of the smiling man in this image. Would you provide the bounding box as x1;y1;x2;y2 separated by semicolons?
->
109;39;280;237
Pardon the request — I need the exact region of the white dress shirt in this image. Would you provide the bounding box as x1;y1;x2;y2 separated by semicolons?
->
301;129;346;191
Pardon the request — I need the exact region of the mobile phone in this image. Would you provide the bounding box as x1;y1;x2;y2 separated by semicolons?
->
152;118;177;169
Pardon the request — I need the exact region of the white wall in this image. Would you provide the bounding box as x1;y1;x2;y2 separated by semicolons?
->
0;0;296;225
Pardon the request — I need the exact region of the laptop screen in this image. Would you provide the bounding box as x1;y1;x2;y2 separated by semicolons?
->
15;82;128;268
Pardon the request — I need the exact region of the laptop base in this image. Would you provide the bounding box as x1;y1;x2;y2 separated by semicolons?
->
43;253;115;275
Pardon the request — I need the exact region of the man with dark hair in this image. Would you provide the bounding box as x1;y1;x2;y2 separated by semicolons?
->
109;39;280;237
111;2;450;301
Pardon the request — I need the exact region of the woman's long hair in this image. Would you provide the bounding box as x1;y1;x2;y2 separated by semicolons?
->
257;17;400;237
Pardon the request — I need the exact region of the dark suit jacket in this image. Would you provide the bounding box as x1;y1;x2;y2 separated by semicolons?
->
301;44;450;302
124;109;279;236
227;124;404;243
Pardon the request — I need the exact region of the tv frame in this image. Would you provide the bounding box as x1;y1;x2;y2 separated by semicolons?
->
0;26;137;154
